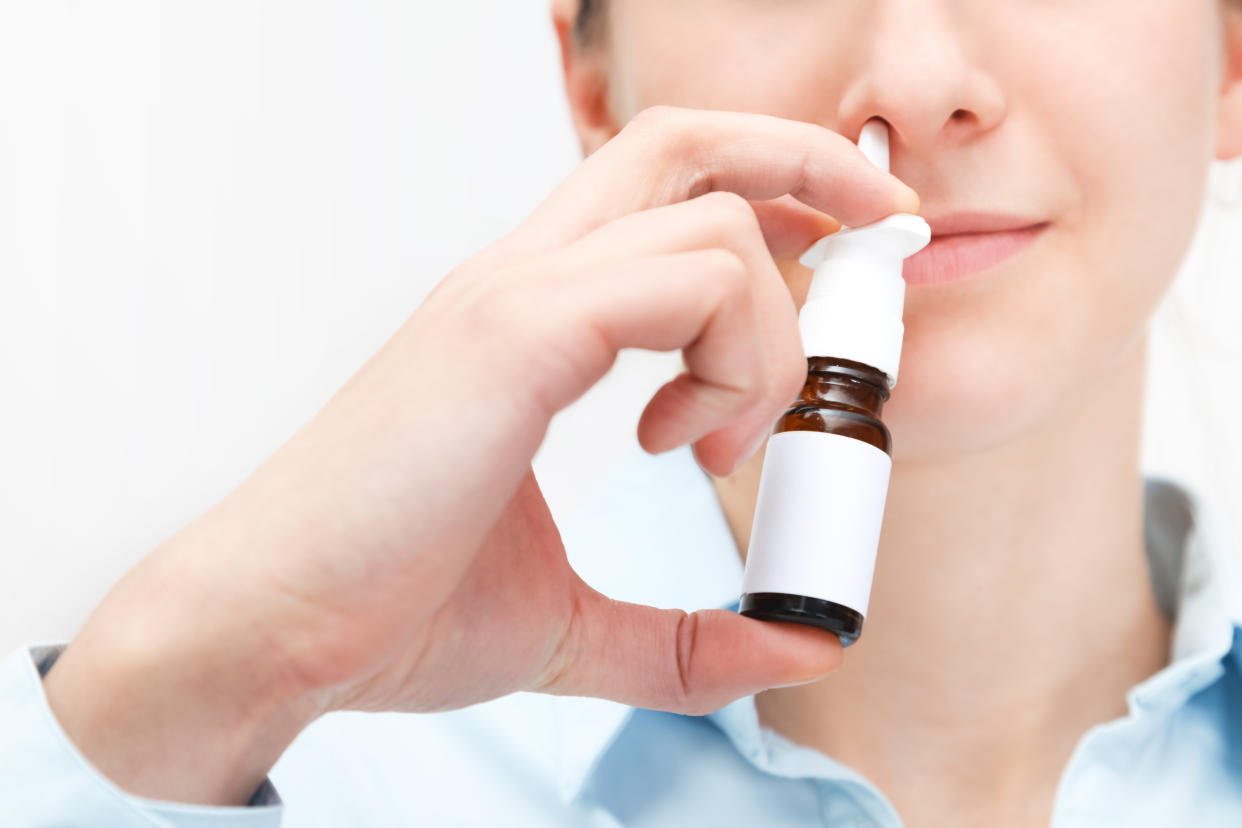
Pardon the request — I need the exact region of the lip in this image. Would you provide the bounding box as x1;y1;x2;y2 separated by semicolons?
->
904;213;1050;286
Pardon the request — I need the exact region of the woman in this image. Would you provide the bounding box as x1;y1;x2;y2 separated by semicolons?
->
3;0;1241;825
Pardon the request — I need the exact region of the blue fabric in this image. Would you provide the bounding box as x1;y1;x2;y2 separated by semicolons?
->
2;441;1240;826
0;645;281;827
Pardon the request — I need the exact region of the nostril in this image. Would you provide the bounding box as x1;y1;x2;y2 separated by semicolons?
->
951;109;971;121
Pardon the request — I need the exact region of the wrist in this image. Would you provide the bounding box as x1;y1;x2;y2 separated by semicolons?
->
43;534;325;806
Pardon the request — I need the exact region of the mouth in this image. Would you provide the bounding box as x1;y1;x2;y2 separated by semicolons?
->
903;213;1050;286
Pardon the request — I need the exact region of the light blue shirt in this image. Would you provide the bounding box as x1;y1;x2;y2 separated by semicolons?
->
3;442;1241;826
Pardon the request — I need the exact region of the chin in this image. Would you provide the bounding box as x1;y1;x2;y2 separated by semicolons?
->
884;321;1069;463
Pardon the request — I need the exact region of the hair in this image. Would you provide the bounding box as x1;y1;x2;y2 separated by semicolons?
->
574;0;605;43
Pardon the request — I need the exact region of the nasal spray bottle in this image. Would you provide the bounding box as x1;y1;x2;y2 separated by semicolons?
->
738;119;930;646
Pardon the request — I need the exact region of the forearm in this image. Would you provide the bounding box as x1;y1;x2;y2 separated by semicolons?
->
41;525;324;806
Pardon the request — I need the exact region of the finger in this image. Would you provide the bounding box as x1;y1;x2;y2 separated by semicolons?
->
562;190;839;263
749;195;842;259
533;582;843;715
526;243;800;476
542;191;808;474
517;106;918;254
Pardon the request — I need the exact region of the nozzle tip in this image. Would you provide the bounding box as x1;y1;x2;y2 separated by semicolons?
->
858;119;890;173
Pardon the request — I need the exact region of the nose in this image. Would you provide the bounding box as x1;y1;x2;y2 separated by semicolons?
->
835;0;1006;157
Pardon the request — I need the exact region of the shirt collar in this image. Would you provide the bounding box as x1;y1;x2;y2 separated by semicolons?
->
1125;476;1242;711
551;440;1242;806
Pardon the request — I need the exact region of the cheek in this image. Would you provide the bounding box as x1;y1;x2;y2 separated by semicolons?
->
608;1;1221;459
885;5;1219;460
890;176;1208;463
1030;0;1217;296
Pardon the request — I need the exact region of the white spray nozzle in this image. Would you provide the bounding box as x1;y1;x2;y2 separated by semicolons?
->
857;118;890;172
799;213;932;271
796;119;930;387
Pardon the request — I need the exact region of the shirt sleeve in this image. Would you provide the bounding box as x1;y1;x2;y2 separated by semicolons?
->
0;643;283;828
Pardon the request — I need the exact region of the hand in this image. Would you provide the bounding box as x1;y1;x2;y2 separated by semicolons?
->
42;106;919;805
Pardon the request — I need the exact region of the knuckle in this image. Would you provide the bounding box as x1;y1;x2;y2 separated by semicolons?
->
703;246;748;278
627;105;698;183
630;103;679;130
626;105;685;157
700;248;751;297
699;190;758;231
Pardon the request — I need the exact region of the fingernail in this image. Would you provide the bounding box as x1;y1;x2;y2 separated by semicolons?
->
769;675;827;690
898;183;920;213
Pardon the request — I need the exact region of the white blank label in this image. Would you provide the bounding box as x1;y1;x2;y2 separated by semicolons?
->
741;429;892;617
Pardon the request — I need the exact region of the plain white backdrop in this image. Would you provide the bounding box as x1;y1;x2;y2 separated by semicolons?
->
1;1;1239;655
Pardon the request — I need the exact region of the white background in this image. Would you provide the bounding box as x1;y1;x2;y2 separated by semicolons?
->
1;1;1239;654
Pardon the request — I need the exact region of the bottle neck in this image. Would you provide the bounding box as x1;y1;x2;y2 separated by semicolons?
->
803;357;891;419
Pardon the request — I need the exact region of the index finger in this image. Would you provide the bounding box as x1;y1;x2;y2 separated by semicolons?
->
517;106;919;253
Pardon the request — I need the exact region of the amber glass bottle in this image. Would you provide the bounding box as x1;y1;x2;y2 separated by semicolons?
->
736;119;928;647
738;356;891;645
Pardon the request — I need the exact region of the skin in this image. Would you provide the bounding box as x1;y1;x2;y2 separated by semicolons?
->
555;0;1242;825
33;0;1242;824
41;91;915;804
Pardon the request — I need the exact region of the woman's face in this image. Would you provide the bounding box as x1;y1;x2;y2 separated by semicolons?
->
557;1;1242;461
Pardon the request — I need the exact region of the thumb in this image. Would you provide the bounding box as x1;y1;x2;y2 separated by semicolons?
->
533;581;843;715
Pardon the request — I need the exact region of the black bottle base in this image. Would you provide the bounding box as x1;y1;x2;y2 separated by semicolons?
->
738;592;863;647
